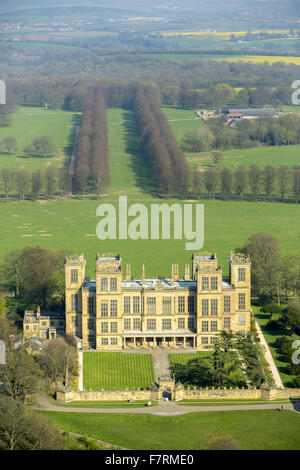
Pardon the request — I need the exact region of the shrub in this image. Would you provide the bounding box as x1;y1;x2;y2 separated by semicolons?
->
274;337;290;349
262;303;282;315
266;319;284;331
292;376;300;388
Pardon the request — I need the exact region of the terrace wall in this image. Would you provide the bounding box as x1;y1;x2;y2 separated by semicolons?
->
56;387;300;403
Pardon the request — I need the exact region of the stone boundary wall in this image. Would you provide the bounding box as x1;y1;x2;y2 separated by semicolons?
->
56;387;300;403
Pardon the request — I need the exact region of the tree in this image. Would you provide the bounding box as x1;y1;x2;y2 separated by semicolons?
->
192;170;202;200
1;137;18;154
31;169;42;199
39;338;78;386
0;351;41;403
204;167;219;199
0;249;22;296
221;167;232;200
282;304;300;335
16;169;30;200
234;165;247;200
212;151;223;166
240;232;281;298
0;396;62;450
1;168;14;202
24;137;56;158
248;164;261;201
0;297;17;348
277;165;290;201
75;165;90;198
293;165;300;203
263;165;276;200
45;167;56;198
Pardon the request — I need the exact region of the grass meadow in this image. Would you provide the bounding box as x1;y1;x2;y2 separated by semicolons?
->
0;106;78;175
0;107;299;276
40;409;300;450
83;352;154;390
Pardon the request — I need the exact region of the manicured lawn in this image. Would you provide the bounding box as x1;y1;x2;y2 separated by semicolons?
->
40;409;300;450
83;352;154;390
169;351;212;371
254;306;300;387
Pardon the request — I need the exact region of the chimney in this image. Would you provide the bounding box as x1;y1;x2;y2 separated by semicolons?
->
36;305;41;318
142;264;145;285
126;264;131;281
171;264;179;281
184;264;190;281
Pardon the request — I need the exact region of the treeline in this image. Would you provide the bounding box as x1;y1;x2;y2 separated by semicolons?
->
134;84;190;196
183;115;300;152
162;83;296;109
0;167;63;201
191;164;300;202
5;60;300;111
74;88;109;197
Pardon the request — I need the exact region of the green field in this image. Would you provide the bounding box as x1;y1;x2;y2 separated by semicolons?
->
0;106;299;277
254;307;300;387
0;106;78;184
186;144;300;172
40;409;300;450
83;352;154;390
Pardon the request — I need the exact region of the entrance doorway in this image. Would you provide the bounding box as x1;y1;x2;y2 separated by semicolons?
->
162;387;172;400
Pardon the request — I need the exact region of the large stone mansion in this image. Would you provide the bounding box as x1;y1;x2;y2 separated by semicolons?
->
62;251;251;350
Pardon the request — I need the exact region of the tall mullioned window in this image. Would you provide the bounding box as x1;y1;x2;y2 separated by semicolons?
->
101;301;108;317
224;296;231;313
202;277;209;290
101;322;108;333
162;318;172;330
146;297;156;314
133;318;141;330
124;318;131;330
110;299;117;317
101;278;108;291
163;297;172;314
238;314;245;326
124;296;131;314
188;317;194;330
87;297;94;315
202;299;209;316
71;294;78;312
110;322;117;333
238;268;246;282
188;296;194;313
71;269;78;283
210;299;218;316
238;293;246;310
202;321;209;332
110;277;117;291
211;277;218;290
178;296;185;313
178;318;185;329
224;317;231;329
88;318;95;330
133;297;140;314
211;321;218;332
147;319;156;330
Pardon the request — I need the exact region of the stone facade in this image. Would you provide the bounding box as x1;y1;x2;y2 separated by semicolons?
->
23;306;65;341
64;251;251;350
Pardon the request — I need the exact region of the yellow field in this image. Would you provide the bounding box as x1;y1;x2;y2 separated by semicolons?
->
162;30;291;39
217;55;300;65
